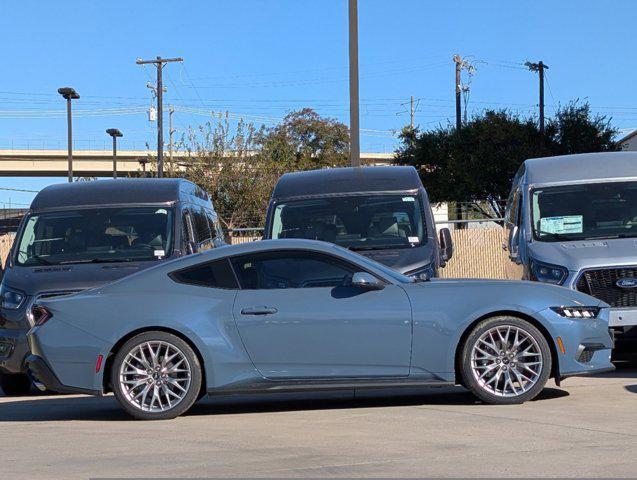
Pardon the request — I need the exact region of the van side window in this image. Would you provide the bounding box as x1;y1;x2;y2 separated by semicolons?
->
508;189;522;226
192;207;213;250
182;210;195;247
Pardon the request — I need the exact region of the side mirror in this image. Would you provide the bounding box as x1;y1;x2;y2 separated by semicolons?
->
508;225;520;261
351;272;385;290
439;228;454;265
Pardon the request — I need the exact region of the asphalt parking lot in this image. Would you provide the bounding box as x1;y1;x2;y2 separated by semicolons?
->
1;363;637;479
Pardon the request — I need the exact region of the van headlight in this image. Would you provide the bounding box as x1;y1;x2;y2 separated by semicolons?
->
550;306;600;319
0;283;26;310
406;263;435;282
530;259;568;285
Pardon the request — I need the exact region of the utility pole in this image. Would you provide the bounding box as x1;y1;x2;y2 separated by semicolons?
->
453;55;463;131
136;56;183;177
409;96;415;129
168;105;175;166
348;0;360;167
525;60;549;148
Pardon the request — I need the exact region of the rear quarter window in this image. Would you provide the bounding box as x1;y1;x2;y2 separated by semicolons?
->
169;258;238;289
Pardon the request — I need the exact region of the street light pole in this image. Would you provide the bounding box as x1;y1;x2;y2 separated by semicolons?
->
348;0;360;167
58;87;80;182
106;129;123;179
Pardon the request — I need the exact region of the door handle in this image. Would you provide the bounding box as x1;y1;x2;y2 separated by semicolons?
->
240;306;278;315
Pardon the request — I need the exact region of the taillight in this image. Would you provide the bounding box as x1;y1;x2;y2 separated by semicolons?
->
31;305;52;326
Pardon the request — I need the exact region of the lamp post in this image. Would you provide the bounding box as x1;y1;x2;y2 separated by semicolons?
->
106;129;123;179
58;87;80;182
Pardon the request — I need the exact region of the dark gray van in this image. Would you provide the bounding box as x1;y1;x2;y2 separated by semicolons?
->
503;152;637;354
263;166;453;279
0;178;224;395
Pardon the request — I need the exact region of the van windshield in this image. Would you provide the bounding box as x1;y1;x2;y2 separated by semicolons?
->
271;194;426;250
16;207;174;266
531;181;637;242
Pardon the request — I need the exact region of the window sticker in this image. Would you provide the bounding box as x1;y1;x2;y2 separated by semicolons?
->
539;215;583;234
154;249;166;258
408;236;420;243
402;197;415;202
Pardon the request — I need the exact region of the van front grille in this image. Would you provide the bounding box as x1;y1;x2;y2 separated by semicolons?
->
576;267;637;307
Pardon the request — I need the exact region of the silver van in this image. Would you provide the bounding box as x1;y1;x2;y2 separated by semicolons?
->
503;152;637;354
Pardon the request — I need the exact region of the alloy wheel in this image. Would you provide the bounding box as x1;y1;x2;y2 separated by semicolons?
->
470;325;543;397
118;341;192;413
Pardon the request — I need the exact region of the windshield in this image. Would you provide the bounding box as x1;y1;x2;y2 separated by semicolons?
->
271;194;427;250
16;207;174;266
531;181;637;242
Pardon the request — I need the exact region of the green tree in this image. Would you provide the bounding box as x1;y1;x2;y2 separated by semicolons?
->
395;102;618;218
174;109;350;228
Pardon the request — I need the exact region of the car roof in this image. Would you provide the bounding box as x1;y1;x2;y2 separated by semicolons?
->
271;166;422;200
523;152;637;185
30;178;205;211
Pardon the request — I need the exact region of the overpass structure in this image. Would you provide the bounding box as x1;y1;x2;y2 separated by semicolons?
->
0;150;395;177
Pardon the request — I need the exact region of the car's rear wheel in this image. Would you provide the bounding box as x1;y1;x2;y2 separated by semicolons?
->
0;372;32;396
111;331;202;420
460;316;552;404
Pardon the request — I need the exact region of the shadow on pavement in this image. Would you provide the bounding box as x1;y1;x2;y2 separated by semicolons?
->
598;360;637;379
0;385;568;422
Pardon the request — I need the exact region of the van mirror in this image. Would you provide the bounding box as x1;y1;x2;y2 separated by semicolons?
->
351;272;385;290
439;228;454;264
508;225;520;261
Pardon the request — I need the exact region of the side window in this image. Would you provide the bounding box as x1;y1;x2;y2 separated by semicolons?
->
205;209;220;240
192;207;212;248
182;210;194;246
230;251;359;290
169;258;238;289
506;188;522;226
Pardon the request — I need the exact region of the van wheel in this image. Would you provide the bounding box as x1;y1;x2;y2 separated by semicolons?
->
460;316;552;404
0;373;32;396
111;331;202;420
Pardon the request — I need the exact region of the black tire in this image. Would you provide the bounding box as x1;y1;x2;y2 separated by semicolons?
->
111;331;202;420
0;372;32;396
460;316;552;405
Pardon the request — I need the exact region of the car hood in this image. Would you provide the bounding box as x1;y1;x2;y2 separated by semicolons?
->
412;277;606;309
528;237;637;272
2;262;156;296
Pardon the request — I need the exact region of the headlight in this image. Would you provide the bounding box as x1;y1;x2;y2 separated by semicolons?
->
550;306;600;319
0;283;26;310
406;263;435;282
530;259;568;285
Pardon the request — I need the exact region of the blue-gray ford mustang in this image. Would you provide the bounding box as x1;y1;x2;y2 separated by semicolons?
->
26;239;613;420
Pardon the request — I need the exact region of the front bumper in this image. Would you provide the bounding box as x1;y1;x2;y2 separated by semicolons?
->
0;327;30;374
25;354;100;395
537;306;614;378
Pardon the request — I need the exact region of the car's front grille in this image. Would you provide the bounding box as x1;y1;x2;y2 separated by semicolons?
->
576;267;637;307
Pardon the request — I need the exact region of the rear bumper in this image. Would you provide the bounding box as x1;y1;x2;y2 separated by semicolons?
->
25;354;100;395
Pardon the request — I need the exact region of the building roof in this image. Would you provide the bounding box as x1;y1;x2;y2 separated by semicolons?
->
30;178;193;211
271;166;422;200
524;152;637;185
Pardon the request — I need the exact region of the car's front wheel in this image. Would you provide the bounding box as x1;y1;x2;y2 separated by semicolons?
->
0;372;32;396
460;316;552;404
111;331;202;420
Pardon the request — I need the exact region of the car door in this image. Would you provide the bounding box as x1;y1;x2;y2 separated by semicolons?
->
230;249;413;379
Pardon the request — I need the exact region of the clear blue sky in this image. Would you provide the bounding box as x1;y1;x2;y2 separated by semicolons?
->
1;0;635;205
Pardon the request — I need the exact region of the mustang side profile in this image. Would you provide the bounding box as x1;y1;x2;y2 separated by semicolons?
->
26;239;613;420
